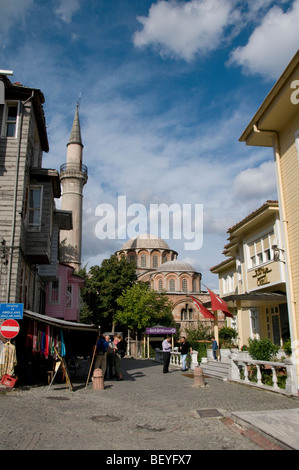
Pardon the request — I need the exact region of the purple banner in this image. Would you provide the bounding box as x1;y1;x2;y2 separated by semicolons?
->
146;327;176;334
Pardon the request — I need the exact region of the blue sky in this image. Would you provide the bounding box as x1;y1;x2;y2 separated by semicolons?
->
1;0;299;290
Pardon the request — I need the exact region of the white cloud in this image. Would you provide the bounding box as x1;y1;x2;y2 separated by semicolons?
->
229;0;299;80
54;0;81;24
0;0;33;40
133;0;235;61
233;160;277;201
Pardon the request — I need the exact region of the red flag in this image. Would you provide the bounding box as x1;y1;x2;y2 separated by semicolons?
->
206;287;233;317
188;296;216;319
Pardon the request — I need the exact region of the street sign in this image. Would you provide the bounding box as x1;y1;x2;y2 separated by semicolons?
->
146;326;176;334
0;319;20;339
0;303;23;319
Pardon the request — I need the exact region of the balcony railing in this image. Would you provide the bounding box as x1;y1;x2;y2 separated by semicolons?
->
60;162;88;175
229;354;295;396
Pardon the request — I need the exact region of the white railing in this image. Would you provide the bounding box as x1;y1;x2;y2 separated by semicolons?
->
229;354;295;396
155;349;198;370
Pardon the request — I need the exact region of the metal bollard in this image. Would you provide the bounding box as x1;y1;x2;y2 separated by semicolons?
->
92;368;104;390
193;366;205;388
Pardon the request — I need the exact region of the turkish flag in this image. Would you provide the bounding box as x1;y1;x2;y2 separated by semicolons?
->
206;287;233;317
188;296;216;319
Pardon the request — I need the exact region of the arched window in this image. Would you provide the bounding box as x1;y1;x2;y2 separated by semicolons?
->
141;253;146;267
158;279;163;291
182;279;188;292
181;306;193;321
181;308;187;321
153;255;158;268
169;279;175;292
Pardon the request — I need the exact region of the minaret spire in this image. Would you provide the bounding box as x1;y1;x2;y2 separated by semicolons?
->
67;102;83;147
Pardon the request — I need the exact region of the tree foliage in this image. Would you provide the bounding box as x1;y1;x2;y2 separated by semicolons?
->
115;282;174;333
248;337;279;361
78;255;137;329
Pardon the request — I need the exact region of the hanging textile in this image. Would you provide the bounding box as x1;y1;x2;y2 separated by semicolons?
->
44;325;50;359
0;341;17;378
25;321;33;349
32;321;38;353
60;330;66;357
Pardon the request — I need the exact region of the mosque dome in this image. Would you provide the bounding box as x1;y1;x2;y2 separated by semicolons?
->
156;259;196;273
120;233;171;251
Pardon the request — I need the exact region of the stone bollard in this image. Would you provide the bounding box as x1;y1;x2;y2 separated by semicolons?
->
92;368;104;390
193;366;205;388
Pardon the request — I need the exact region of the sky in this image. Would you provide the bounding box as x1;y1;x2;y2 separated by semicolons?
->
1;0;299;290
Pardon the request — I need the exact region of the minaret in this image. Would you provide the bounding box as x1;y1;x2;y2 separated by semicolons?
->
59;104;88;271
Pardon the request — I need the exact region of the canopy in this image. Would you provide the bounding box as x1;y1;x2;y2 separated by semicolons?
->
23;309;99;332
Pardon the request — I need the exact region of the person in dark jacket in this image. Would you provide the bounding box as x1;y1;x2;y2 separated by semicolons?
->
114;334;125;380
179;336;192;371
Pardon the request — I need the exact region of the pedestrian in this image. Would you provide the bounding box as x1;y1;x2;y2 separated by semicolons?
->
114;334;125;380
162;336;172;374
94;334;110;377
211;336;218;361
179;336;192;371
105;335;115;380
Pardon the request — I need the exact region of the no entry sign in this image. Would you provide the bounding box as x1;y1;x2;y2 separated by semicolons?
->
0;319;20;339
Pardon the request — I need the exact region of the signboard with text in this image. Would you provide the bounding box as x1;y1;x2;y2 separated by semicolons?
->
146;326;176;334
0;303;24;319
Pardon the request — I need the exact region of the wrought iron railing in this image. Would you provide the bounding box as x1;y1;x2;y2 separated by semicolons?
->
60;162;88;175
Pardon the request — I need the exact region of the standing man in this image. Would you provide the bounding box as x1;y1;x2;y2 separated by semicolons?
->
94;334;110;378
105;335;115;380
179;336;192;371
162;336;172;374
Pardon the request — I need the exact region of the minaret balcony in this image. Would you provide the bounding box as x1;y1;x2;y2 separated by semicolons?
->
60;162;88;175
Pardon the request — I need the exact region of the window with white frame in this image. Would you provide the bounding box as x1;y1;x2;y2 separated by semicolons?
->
49;279;60;304
66;284;73;309
247;232;274;269
182;278;188;292
2;102;19;137
28;186;42;229
249;308;260;339
222;273;234;294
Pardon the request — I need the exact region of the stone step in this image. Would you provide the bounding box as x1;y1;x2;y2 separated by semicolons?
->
200;359;231;380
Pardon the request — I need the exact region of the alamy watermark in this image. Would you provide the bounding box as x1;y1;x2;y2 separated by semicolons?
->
95;196;203;250
290;80;299;104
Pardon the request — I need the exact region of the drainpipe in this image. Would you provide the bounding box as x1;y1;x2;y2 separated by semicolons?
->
6;92;34;302
253;125;298;395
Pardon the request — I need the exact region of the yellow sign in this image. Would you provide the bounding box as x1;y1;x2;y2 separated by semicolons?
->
252;266;272;286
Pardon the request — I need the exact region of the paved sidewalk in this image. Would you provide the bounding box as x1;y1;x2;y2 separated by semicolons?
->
0;357;298;451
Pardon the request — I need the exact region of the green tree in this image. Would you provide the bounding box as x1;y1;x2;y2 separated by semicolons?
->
115;282;174;335
248;337;279;361
78;255;137;329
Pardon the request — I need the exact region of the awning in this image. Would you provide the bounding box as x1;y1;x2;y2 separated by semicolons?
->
23;309;99;332
203;292;286;307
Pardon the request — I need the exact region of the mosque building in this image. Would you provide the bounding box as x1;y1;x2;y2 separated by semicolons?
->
115;233;216;333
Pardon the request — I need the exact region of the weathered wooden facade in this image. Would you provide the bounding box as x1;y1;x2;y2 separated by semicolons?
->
0;74;69;313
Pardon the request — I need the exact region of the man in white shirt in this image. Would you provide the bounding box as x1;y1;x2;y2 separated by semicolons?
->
162;336;172;374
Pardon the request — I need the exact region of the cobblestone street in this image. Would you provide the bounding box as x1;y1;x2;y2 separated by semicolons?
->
1;358;298;453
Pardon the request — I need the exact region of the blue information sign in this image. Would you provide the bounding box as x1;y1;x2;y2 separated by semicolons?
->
0;303;24;319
